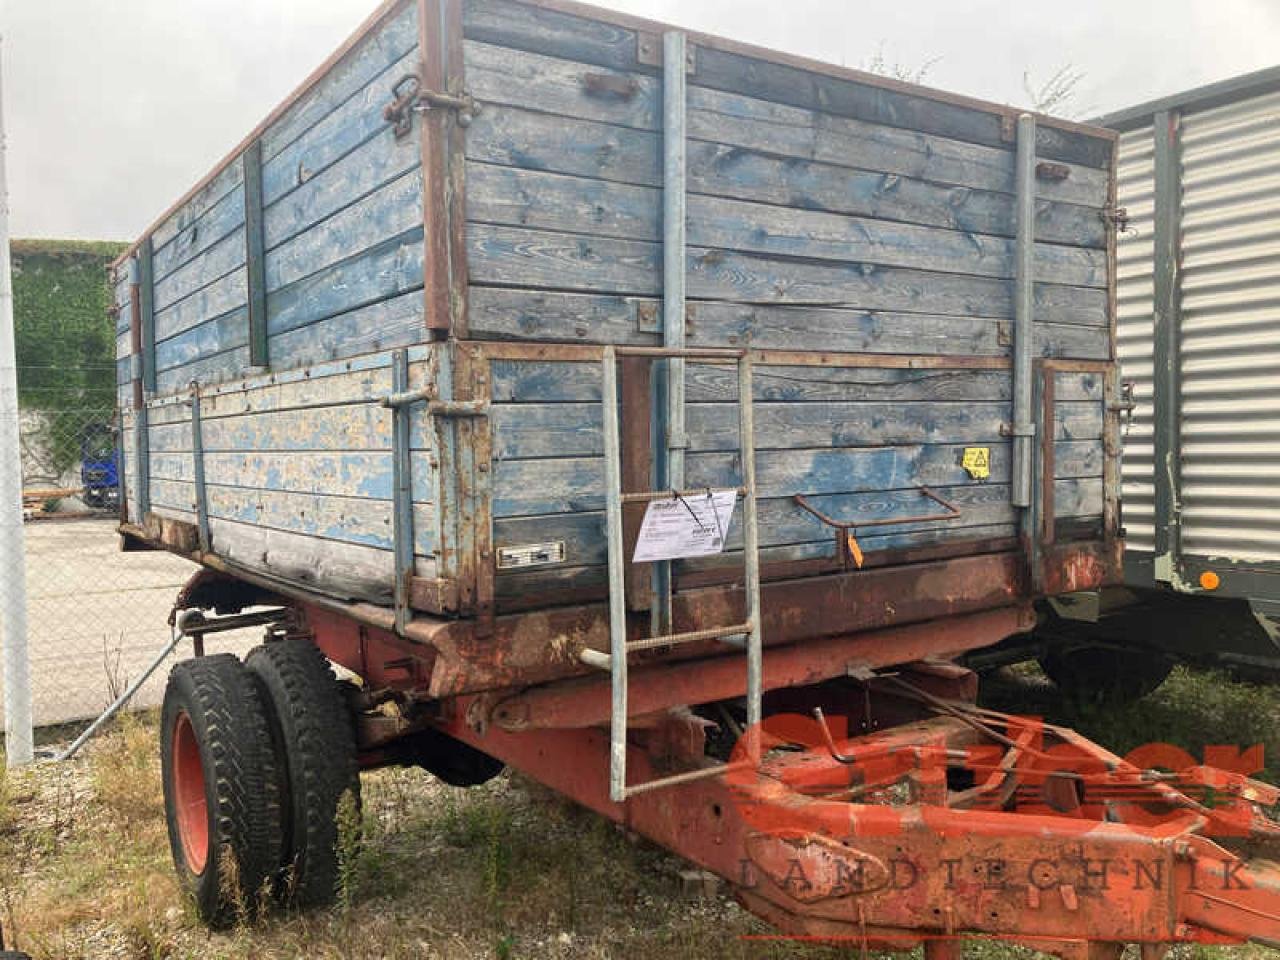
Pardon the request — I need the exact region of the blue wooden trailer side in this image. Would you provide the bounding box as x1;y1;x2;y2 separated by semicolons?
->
112;0;1120;625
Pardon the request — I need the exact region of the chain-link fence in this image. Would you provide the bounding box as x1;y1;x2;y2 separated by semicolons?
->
2;403;257;735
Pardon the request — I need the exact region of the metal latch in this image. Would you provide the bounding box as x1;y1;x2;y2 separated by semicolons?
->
1111;380;1137;436
1103;204;1133;235
384;73;481;139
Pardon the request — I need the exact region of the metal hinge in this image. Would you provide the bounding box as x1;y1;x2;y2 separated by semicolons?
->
384;73;481;139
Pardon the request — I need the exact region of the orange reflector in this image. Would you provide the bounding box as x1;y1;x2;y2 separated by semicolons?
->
1199;570;1221;591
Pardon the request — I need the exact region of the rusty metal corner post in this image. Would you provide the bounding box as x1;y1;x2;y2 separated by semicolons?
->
418;0;468;338
1151;109;1184;585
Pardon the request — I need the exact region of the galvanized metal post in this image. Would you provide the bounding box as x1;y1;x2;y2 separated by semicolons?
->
390;349;415;633
1011;114;1037;511
0;35;32;767
737;355;762;755
652;30;687;638
189;383;210;552
600;348;629;802
1151;110;1183;583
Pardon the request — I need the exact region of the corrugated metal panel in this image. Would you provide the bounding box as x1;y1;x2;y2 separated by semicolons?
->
1178;90;1280;562
1115;125;1157;552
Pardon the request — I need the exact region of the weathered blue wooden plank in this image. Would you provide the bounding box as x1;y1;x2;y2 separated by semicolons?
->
267;289;425;370
467;224;1109;325
467;288;1108;358
153;187;247;285
198;352;401;416
263;45;420;206
490;439;1103;519
263;113;420;253
152;265;247;345
266;168;423;292
149;403;391;453
492;477;1102;572
154;307;249;373
466;39;660;131
468;97;1106;220
692;44;1112;169
261;0;418;161
154;229;246;313
149;479;438;556
116;328;133;361
151;157;245;253
685;400;1103;452
267;228;425;338
151;447;434;503
689;87;1110;209
155;346;252;397
491;360;1033;404
463;0;642;73
490;399;1103;460
468;165;1108;286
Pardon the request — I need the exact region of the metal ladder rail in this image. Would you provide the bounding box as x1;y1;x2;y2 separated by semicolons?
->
591;345;762;803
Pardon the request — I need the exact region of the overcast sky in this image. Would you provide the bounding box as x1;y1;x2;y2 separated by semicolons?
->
3;0;1277;241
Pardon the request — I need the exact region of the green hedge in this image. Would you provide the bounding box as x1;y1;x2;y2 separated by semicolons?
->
13;238;129;474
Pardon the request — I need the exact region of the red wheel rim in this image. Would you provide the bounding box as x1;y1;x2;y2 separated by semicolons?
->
171;711;210;874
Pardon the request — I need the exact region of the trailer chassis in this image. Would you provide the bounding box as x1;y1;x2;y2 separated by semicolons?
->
275;596;1280;955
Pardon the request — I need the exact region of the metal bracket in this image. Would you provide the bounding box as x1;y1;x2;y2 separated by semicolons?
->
1001;422;1038;438
384;73;481;139
637;31;697;71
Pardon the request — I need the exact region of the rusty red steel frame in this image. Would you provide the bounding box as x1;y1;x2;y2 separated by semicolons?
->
282;596;1280;956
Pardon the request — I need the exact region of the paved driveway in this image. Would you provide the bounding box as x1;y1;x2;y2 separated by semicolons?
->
1;518;258;729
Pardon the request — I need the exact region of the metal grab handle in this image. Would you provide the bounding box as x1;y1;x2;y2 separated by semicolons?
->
792;485;962;532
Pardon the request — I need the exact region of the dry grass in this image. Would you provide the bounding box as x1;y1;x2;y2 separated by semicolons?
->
0;665;1278;959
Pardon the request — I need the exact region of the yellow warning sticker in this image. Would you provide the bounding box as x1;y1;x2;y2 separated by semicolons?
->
962;447;991;480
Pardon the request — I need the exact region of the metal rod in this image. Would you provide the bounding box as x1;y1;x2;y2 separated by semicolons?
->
390;349;414;634
620;486;746;504
738;354;763;759
189;382;211;552
793;486;962;531
579;649;612;671
0;34;32;765
601;348;630;803
626;622;752;653
178;608;288;637
380;385;436;408
1011;113;1037;510
622;760;753;798
57;624;185;762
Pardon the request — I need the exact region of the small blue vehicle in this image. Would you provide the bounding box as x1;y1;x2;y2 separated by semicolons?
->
80;421;119;510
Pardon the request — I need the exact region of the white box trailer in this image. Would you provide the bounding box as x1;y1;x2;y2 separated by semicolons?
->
985;66;1280;700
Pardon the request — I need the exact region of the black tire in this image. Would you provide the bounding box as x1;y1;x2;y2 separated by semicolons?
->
1038;645;1174;708
160;654;282;927
246;638;360;908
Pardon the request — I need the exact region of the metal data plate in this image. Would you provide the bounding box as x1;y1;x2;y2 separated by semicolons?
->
497;541;566;570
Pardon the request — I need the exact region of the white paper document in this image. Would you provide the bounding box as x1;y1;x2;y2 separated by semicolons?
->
633;489;738;563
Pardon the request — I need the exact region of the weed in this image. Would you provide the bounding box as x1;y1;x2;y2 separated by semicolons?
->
335;789;364;914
